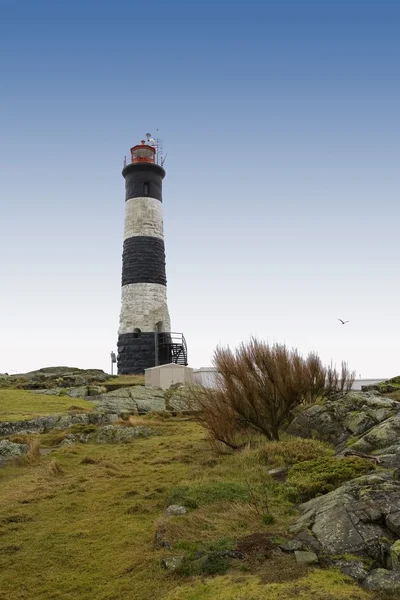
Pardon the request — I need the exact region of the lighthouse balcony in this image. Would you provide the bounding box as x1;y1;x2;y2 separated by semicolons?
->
158;332;188;366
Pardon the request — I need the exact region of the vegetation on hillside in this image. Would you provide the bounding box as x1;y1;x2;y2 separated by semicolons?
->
0;389;93;422
189;339;355;448
0;411;379;600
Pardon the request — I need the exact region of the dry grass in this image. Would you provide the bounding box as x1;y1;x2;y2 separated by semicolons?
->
44;459;64;477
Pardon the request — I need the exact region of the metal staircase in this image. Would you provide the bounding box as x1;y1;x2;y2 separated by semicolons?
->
157;332;188;366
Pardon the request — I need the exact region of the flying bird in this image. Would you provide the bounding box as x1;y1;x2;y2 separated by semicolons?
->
338;319;350;325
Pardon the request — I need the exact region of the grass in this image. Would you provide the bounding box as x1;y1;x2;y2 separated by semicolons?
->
285;456;375;502
256;436;334;465
0;400;379;600
102;375;145;390
0;389;93;422
162;570;373;600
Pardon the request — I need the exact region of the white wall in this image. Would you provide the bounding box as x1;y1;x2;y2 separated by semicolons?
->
193;368;387;391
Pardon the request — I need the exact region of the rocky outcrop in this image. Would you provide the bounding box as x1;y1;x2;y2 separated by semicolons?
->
96;425;156;444
164;384;192;412
30;385;106;398
0;439;28;463
287;392;400;452
89;386;166;415
290;472;400;585
0;367;112;390
362;376;400;394
0;412;115;438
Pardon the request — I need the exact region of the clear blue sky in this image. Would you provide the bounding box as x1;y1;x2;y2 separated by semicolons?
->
1;0;399;376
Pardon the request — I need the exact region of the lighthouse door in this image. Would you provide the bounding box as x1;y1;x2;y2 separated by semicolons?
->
154;322;163;366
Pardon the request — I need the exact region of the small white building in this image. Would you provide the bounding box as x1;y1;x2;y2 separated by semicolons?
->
145;363;193;390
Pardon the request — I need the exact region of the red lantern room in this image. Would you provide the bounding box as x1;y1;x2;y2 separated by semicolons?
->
130;140;156;164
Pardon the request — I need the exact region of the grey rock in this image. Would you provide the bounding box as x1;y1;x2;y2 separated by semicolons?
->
374;408;393;423
377;453;400;468
390;540;400;571
60;433;89;446
386;511;400;537
278;539;303;552
311;506;365;555
0;412;113;438
287;391;400;459
165;385;192;412
294;550;318;564
0;440;28;462
363;568;400;592
295;530;321;553
344;412;376;436
333;559;370;582
160;556;185;571
293;474;400;567
166;505;187;516
90;386;166;415
268;467;288;481
96;425;156;444
350;414;400;454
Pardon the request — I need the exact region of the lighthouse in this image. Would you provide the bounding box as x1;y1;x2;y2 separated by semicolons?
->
117;137;187;374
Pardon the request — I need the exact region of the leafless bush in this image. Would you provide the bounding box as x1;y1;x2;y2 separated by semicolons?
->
44;459;64;477
187;384;252;452
190;338;355;447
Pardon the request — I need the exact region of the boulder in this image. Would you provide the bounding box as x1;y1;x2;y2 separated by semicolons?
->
291;472;400;566
390;540;400;571
161;556;185;571
0;439;28;463
164;384;192;412
0;413;114;438
278;539;303;552
332;559;370;582
89;386;166;415
166;505;187;516
363;568;400;592
349;414;400;454
287;392;400;454
96;425;156;444
294;550;318;564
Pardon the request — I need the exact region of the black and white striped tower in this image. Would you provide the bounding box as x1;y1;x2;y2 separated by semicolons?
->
117;138;187;375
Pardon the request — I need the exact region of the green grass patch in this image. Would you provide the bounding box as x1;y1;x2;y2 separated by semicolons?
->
256;436;334;466
285;456;374;502
173;537;235;559
102;375;145;390
167;481;249;508
0;418;374;600
163;570;373;600
0;389;93;422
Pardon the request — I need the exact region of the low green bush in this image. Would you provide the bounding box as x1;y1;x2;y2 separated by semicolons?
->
177;552;230;577
174;537;235;560
256;437;334;466
285;456;374;502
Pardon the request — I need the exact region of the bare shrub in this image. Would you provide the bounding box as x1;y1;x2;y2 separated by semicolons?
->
187;384;253;452
45;459;64;477
15;435;41;467
27;436;41;459
190;338;355;447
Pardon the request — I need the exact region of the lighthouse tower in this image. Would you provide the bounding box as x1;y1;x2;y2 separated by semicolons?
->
117;138;187;374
